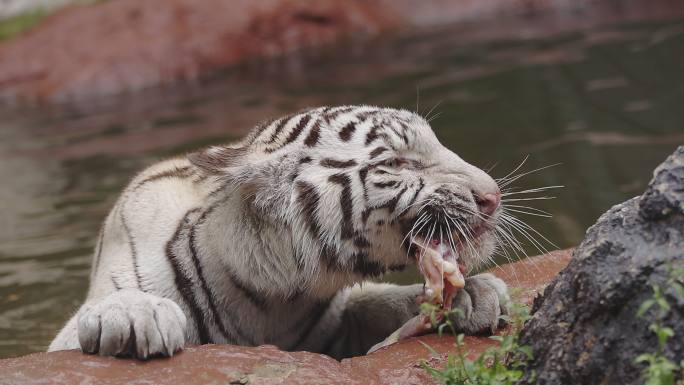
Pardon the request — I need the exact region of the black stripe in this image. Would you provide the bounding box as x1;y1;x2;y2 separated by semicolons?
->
120;209;144;292
189;218;241;343
353;234;370;248
361;185;409;224
320;244;340;270
369;146;388;159
328;173;354;240
358;166;370;200
401;178;425;216
284;114;312;145
365;125;382;145
320;158;357;168
389;263;407;272
373;181;399;188
226;267;267;311
266;115;293;144
299;156;313;164
134;166;192;190
394;122;409;145
304;119;321;147
111;274;122;291
355;109;378;122
325;106;355;123
296;181;339;270
248;117;276;145
361;208;372;224
351;252;385;277
296;181;323;239
265;115;311;153
339;122;356;141
165;208;212;344
384;185;408;214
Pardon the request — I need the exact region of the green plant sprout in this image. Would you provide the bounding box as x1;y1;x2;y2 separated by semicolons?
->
0;10;48;41
0;0;107;41
420;299;534;385
634;265;684;385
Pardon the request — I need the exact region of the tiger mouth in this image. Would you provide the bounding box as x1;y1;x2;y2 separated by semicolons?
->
405;219;494;255
411;236;465;309
405;219;494;309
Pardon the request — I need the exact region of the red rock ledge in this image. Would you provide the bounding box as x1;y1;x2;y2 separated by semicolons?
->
0;249;572;385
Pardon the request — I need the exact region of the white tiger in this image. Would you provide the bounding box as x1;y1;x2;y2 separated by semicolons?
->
48;105;509;359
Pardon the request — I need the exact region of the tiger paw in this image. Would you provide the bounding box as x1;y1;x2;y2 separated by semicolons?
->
449;273;510;334
77;289;187;359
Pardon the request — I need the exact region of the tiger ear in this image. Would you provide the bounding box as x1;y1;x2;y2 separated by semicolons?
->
187;146;248;175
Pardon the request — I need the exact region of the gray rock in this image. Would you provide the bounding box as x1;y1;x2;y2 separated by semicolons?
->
519;146;684;385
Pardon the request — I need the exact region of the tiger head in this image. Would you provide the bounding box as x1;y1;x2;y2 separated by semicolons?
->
190;106;501;294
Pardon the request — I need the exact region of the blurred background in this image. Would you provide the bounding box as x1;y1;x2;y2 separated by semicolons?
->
0;0;683;358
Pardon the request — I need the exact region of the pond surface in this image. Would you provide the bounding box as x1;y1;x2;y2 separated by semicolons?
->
1;13;683;358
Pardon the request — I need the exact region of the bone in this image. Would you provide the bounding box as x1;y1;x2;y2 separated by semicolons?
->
417;246;445;303
366;313;432;355
414;238;465;309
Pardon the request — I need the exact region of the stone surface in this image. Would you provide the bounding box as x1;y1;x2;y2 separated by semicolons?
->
519;146;684;385
1;0;683;103
0;249;572;385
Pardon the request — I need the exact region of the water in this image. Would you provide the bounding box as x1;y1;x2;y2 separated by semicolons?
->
1;14;683;358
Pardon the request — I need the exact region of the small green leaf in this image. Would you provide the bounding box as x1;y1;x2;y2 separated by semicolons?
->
456;333;465;345
635;353;654;364
672;282;684;299
638;299;656;317
518;345;534;359
656;297;672;313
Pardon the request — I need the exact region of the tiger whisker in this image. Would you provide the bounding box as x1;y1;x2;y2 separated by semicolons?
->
427;112;443;123
501;185;564;196
499;213;552;259
503;207;552;218
502;213;560;251
496;155;529;183
502;196;555;202
503;204;552;216
423;100;443;122
402;212;428;247
497;163;561;189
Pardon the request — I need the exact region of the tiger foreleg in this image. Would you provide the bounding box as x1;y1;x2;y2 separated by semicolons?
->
320;283;424;359
75;289;187;359
448;273;510;334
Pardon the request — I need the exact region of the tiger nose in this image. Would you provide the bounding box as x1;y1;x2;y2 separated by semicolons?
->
474;191;501;216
